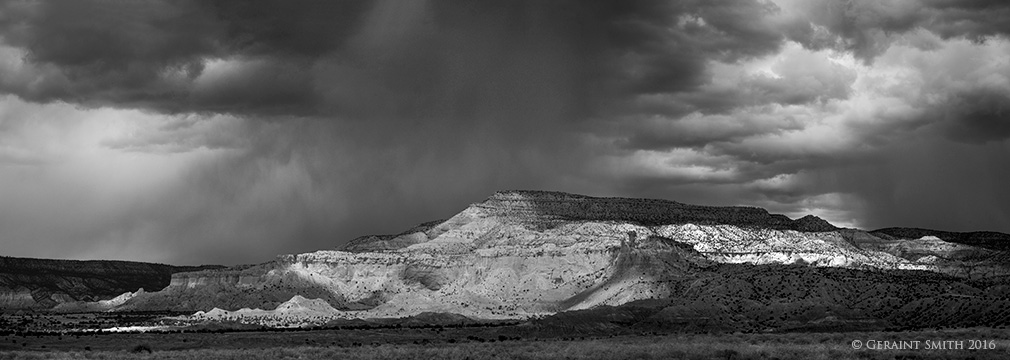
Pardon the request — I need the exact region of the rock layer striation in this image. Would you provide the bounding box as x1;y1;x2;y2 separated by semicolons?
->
112;191;1010;326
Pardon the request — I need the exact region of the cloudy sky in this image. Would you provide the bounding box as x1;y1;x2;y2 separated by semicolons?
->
1;0;1009;265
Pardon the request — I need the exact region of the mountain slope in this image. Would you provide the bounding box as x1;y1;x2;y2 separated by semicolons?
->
0;256;222;310
17;190;1010;332
110;191;1010;324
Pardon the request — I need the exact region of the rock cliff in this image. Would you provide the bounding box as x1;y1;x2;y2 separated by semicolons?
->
113;190;1010;327
0;256;222;311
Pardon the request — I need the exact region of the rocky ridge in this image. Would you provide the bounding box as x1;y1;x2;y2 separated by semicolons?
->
105;191;1010;329
0;257;222;311
10;190;1010;331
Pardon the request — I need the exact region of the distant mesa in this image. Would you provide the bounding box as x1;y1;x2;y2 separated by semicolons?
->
871;227;1010;250
0;256;222;311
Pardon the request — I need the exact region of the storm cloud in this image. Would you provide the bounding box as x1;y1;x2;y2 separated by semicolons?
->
0;0;1008;265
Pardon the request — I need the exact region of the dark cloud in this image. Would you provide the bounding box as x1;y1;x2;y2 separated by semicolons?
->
923;0;1010;40
207;0;370;57
782;0;1010;61
2;1;1010;264
939;89;1010;143
0;0;217;104
0;0;797;118
828;139;1010;232
0;1;218;67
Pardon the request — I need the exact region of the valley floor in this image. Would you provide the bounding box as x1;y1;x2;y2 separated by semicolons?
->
2;328;1010;360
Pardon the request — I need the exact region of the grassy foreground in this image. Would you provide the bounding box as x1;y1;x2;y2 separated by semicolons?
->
3;329;1010;360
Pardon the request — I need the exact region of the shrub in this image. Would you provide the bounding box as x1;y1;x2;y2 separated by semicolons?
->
130;344;153;353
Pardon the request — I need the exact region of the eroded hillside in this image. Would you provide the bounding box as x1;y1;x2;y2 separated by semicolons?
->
104;191;1010;331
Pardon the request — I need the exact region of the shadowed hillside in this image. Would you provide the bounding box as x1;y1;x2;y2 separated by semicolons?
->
0;256;222;310
534;262;1010;333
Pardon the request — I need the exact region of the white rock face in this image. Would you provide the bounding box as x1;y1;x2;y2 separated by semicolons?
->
137;191;1001;323
184;295;346;327
98;289;143;307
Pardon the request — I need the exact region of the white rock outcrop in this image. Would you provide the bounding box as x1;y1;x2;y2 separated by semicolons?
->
124;191;1004;324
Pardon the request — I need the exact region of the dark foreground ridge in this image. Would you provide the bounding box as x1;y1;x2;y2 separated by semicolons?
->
0;256;223;310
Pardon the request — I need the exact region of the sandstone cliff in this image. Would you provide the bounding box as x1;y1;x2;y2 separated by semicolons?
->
113;190;1010;328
